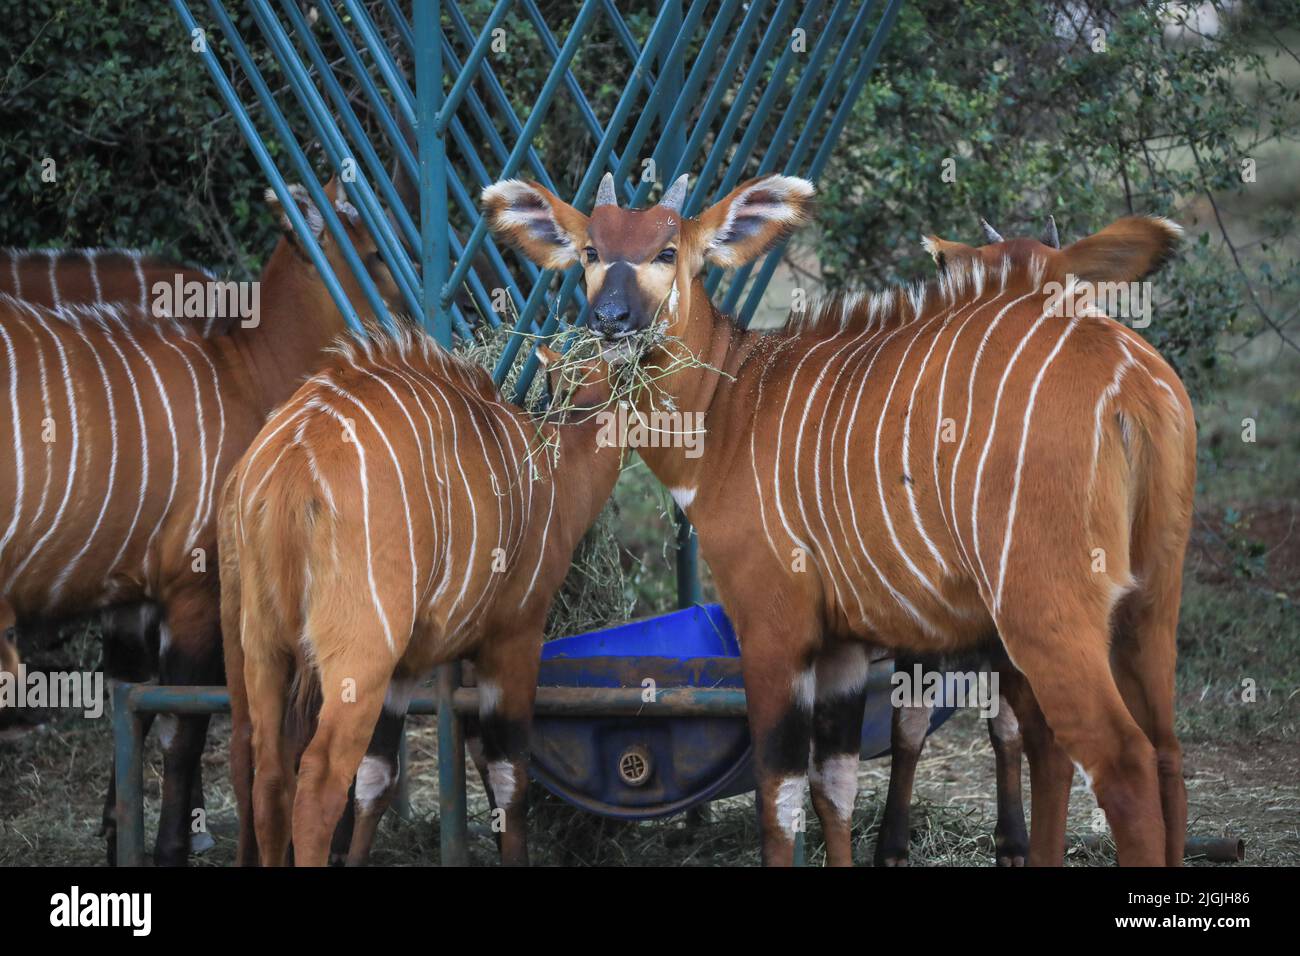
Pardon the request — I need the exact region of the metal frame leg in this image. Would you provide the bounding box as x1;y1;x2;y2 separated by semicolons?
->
112;682;145;867
437;664;468;865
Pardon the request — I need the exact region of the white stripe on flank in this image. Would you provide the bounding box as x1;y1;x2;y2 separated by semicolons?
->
183;338;226;533
401;365;478;622
0;322;25;561
773;335;840;591
969;299;1062;596
21;315;55;541
314;398;396;653
1089;346;1135;486
300;431;338;516
346;357;437;548
749;337;800;564
132;324;180;580
50;328;119;599
872;307;955;601
519;466;557;604
156;334;209;552
993;314;1083;612
901;296;990;575
838;318;946;637
389;363;458;608
98;324;150;579
8;256;20;299
946;290;1040;581
6;311;80;591
322;381;420;634
813;316;900;628
795;322;887;624
931;292;1004;541
235;400;308;543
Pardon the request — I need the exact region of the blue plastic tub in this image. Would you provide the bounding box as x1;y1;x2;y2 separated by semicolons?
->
529;604;953;819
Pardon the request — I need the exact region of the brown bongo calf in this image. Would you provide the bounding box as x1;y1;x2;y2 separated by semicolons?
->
221;332;622;866
0;177;401;864
485;174;1194;866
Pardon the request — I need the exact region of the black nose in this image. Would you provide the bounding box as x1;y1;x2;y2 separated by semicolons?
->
593;300;631;336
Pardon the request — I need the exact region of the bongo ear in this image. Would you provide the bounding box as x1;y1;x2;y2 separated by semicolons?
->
694;175;815;268
1061;216;1183;284
482;180;589;270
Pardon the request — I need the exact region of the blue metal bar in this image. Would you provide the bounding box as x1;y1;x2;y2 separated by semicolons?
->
112;681;145;867
114;683;752;717
445;0;603;310
383;0;416;55
215;0;397;327
443;4;556;192
654;0;776;197
735;0;902;325
684;0;802;216
315;0;420;185
707;0;826;299
172;0;363;333
265;0;422;320
630;0;749;207
756;0;855;179
278;0;419;251
600;0;658;96
605;2;714;193
415;0;451;342
435;0;514;134
656;0;685;181
340;0;417;125
438;17;589;316
809;0;906;182
708;0;831;204
519;0;625;192
438;32;594;328
724;0;875;316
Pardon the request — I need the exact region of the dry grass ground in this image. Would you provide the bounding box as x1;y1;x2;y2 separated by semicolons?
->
1;702;1294;866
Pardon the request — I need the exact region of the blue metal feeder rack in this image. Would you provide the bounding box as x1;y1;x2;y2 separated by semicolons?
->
116;0;913;865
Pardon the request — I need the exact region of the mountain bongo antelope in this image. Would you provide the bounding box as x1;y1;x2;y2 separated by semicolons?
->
1;245;248;852
0;177;401;864
484;172;1194;866
221;331;622;866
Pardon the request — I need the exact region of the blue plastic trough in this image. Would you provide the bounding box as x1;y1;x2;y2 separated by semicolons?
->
528;604;954;819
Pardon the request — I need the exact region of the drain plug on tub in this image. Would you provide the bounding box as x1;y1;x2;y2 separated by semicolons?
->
618;745;653;786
